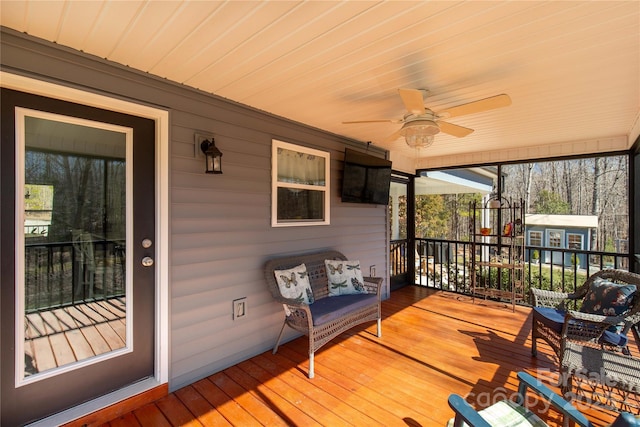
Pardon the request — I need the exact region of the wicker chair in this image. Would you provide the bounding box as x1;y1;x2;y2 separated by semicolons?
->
560;321;640;414
264;250;382;378
530;269;640;359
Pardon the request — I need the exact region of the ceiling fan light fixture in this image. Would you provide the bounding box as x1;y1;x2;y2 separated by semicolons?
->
400;119;439;148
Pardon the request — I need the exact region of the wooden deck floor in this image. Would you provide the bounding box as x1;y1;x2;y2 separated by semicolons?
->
25;297;126;375
73;287;628;427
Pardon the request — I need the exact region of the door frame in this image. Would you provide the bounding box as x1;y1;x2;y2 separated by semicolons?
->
1;71;170;424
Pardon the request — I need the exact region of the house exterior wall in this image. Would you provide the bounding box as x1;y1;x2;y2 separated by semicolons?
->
0;29;390;392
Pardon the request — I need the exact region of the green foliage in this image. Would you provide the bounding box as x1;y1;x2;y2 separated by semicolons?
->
525;266;587;294
415;194;448;238
532;190;570;214
475;266;512;288
603;238;616;265
414;193;482;240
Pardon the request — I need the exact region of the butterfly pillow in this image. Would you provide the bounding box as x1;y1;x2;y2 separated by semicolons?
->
325;259;366;296
274;263;315;305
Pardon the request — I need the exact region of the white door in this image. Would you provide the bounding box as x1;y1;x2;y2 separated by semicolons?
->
546;229;565;265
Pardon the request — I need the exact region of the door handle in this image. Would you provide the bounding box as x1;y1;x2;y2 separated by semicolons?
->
141;256;154;267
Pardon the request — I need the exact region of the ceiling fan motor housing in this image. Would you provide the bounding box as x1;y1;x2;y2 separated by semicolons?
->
400;117;440;136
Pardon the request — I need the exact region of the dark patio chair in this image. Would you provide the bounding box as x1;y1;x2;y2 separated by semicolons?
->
530;269;640;359
447;371;639;426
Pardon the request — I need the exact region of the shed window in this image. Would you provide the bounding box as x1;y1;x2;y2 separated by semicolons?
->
548;230;563;248
567;233;583;250
529;231;542;246
271;139;330;227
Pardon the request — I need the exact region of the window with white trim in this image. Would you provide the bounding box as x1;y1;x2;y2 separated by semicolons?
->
528;230;542;246
271;139;330;227
567;233;583;250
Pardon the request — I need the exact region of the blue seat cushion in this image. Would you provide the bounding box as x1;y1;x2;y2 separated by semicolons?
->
533;307;628;347
310;294;378;326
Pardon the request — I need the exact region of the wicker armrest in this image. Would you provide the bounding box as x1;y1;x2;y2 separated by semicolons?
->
565;310;626;326
530;287;572;308
562;310;626;343
363;276;383;296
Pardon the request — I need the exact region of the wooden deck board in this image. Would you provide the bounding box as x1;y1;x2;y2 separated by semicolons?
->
207;372;290;427
191;377;262;426
25;297;127;374
155;393;204;427
173;385;233;427
71;287;630;426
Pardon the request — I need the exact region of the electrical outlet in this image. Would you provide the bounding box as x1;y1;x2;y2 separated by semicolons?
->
233;297;247;320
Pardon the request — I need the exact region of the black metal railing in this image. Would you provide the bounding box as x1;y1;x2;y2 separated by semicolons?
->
392;238;632;303
415;238;473;293
24;240;125;313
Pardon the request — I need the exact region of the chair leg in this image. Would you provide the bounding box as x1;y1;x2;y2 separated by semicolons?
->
308;352;314;379
377;318;382;338
560;369;572;397
273;321;287;354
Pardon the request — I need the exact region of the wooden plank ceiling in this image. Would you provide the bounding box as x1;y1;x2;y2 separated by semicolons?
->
2;1;639;171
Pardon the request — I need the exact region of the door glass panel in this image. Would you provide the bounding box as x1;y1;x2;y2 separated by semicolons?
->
18;110;132;383
547;229;564;265
389;179;408;278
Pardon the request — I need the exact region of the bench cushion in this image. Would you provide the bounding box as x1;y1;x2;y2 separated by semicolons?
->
533;307;628;348
310;293;378;326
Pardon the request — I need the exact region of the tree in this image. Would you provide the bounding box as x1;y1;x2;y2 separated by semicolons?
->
532;190;571;214
415;195;448;238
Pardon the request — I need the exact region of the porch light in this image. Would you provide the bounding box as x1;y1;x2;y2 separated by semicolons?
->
200;138;223;174
400;118;439;148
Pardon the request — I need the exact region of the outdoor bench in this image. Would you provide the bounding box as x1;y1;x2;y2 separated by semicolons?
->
264;250;382;378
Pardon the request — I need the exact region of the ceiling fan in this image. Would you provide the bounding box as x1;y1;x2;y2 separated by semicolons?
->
343;89;511;148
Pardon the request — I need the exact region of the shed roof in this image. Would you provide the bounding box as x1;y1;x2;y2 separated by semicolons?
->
525;214;598;228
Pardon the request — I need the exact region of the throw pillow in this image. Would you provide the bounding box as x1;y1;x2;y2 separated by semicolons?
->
274;263;315;305
325;259;366;296
580;277;636;316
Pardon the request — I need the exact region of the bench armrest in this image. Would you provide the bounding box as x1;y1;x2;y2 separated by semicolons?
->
363;276;383;297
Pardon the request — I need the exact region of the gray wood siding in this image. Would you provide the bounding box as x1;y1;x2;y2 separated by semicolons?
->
2;29;390;391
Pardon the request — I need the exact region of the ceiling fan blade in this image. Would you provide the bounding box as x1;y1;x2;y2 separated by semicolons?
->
438;121;474;137
439;94;511;118
383;129;403;143
398;88;426;115
342;119;400;124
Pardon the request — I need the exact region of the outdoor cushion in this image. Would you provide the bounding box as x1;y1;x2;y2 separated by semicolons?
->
446;399;547;427
310;293;378;326
580;278;636;316
533;306;628;348
274;263;315;305
325;259;367;296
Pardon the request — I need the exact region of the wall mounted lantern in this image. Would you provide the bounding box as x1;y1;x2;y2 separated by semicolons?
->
200;138;223;174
